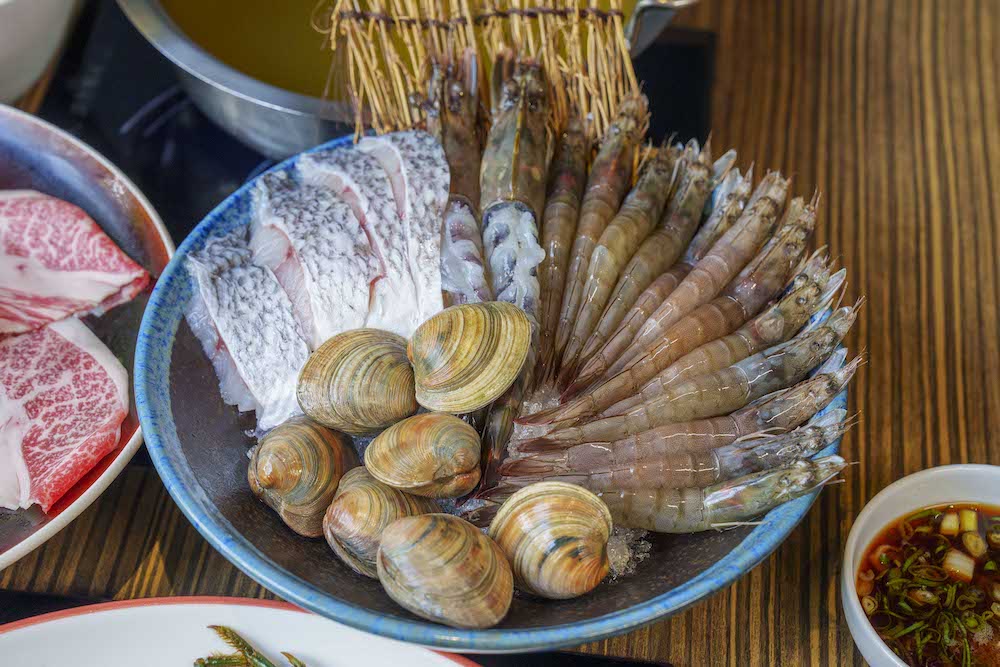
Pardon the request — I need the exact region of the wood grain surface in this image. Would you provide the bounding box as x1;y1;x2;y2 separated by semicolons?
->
4;1;1000;665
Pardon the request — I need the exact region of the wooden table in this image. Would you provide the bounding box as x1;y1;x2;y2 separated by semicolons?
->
4;1;1000;664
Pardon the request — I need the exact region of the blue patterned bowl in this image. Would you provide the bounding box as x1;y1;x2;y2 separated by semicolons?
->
134;134;846;652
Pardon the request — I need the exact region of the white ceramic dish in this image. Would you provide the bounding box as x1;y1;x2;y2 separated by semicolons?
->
841;464;1000;666
0;0;78;103
0;596;480;666
0;105;174;571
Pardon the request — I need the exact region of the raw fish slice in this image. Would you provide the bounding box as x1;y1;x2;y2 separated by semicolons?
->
250;171;381;348
0;318;128;512
186;229;310;431
359;131;448;323
298;147;420;336
0;190;149;334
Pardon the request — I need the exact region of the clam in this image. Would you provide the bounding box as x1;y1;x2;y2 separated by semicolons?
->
488;481;612;599
364;412;481;498
248;416;359;537
323;467;439;578
377;514;513;629
297;329;418;435
408;302;531;413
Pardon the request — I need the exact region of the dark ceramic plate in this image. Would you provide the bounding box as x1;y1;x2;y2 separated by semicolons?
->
0;104;174;569
134;134;845;652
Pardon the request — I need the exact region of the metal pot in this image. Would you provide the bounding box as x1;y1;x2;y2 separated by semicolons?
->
117;0;693;159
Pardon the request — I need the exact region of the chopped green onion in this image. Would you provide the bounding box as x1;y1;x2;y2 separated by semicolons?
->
861;595;877;615
959;509;978;533
961;531;987;559
985;560;998;572
902;550;921;573
907;508;940;523
945;584;957;608
887;620;926;639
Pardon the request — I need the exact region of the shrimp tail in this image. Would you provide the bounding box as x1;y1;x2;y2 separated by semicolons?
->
498;455;561;477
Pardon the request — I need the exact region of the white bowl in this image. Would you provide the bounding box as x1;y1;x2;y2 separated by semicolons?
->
841;464;1000;666
0;0;78;104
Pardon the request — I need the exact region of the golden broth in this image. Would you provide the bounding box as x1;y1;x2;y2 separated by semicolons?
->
159;1;640;99
161;0;334;98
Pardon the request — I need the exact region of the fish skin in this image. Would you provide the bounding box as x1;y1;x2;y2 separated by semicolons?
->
250;170;381;348
299;147;421;337
186;228;310;431
359;130;449;325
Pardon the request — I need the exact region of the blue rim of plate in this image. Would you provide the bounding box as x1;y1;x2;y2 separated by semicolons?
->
135;134;846;652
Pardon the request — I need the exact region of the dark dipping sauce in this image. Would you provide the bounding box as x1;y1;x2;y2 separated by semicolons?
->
857;503;1000;666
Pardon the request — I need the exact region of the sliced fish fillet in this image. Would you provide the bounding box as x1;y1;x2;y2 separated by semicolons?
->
249;170;381;348
0;317;128;512
298;147;420;337
0;190;149;334
359;131;448;323
186;228;310;431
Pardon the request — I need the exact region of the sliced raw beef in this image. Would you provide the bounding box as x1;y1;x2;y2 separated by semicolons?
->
0;317;128;512
186;228;310;431
358;131;448;323
249;171;381;349
0;190;149;334
298;147;421;336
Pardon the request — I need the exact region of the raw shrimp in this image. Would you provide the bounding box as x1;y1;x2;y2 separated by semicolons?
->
427;51;493;306
536;117;589;383
520;303;858;448
479;55;548;322
515;350;861;460
613;172;791;374
594;456;847;533
552;96;648;368
556;142;685;387
645;267;846;399
573;165;752;390
524;195;816;425
496;409;849;492
477;56;549;492
602;254;843;417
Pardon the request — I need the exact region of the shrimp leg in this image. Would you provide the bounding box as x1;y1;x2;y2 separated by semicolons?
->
556;142;685;386
612;172;791;375
497;409;850;493
574;164;751;388
525;194;816;425
536;117;589;384
426;51;493;307
552;96;648;370
521;303;859;448
515;350;860;461
476;57;549;492
595;456;847;533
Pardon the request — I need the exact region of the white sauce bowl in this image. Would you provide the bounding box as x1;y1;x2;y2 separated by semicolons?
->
842;464;1000;666
0;0;78;104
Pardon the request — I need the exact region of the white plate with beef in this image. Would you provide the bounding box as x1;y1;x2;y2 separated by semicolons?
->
0;104;173;570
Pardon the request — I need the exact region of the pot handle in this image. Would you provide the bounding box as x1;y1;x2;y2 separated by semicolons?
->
625;0;701;58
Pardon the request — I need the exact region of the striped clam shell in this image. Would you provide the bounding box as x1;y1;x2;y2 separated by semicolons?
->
248;416;359;537
377;514;513;629
323;467;438;578
488;481;612;599
364;412;481;498
407;302;531;413
296;328;418;435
